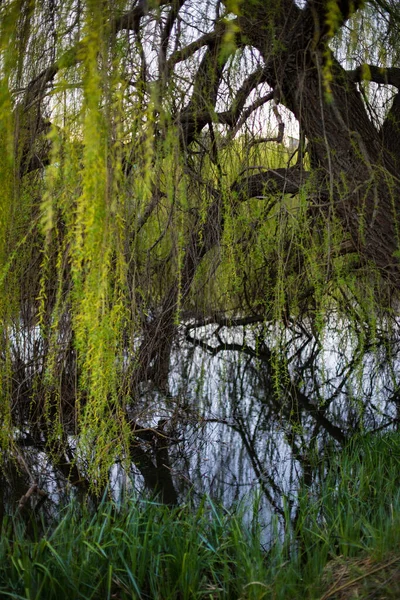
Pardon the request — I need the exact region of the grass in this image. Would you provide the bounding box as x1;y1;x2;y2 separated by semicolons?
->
1;432;400;599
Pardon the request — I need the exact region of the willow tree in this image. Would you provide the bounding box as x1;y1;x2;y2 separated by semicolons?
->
1;0;400;500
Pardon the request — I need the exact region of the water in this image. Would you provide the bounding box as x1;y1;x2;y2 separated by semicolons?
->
120;317;400;530
3;315;400;535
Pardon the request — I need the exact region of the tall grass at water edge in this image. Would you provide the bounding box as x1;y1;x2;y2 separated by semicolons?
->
1;432;400;599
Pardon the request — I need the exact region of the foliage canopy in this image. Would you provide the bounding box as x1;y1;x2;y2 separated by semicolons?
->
1;0;400;500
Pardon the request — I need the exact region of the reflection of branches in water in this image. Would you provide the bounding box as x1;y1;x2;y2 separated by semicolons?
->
185;322;346;443
182;316;400;517
5;314;400;522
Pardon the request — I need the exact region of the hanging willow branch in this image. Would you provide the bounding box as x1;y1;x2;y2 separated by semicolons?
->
1;0;400;498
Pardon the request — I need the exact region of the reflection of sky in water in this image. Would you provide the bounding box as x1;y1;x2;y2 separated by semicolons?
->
7;317;400;538
164;320;399;525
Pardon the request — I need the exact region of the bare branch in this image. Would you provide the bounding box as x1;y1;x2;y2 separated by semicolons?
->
166;30;218;70
17;484;47;514
159;0;187;79
231;166;309;200
348;64;400;88
113;0;173;33
217;67;271;127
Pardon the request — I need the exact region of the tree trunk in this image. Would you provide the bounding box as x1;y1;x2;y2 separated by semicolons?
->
239;0;400;285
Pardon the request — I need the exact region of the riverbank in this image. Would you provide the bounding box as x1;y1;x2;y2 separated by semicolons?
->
1;433;399;599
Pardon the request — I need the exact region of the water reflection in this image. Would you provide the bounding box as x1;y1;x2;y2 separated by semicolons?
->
162;317;400;519
3;316;400;532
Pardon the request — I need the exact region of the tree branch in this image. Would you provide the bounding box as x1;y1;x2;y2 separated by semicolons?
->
113;0;173;33
159;0;187;80
306;0;365;43
347;64;400;88
231;166;309;200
